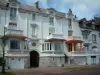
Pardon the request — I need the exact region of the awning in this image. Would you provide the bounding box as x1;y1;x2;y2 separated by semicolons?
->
1;34;27;39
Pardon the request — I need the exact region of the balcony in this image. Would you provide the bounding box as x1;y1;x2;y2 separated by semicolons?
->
83;39;92;44
6;29;23;35
47;34;63;39
67;51;100;56
42;50;64;55
67;36;82;40
7;49;29;54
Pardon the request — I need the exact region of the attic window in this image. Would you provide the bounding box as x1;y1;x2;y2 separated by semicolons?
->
11;2;17;7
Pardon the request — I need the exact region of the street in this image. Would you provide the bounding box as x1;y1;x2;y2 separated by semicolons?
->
10;66;100;75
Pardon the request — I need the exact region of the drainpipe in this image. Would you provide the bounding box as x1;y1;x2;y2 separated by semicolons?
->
26;11;29;51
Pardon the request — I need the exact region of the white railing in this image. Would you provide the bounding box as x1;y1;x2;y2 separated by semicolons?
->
7;49;29;54
42;50;63;54
47;34;63;39
67;51;100;56
6;29;23;35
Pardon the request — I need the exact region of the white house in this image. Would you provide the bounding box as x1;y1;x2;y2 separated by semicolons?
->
0;0;100;69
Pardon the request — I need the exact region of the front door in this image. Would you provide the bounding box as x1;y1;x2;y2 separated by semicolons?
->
30;51;39;68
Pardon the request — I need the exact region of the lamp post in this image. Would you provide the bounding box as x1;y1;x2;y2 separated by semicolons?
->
1;2;9;74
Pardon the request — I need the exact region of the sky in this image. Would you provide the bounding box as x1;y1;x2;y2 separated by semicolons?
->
17;0;100;20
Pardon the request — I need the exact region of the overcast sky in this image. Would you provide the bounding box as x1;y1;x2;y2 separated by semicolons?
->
18;0;100;20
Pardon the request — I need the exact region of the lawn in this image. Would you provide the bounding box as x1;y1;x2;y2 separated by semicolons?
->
0;72;16;75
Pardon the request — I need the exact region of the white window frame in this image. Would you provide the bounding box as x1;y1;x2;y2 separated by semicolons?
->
54;42;62;52
49;27;55;35
68;19;72;28
10;7;17;20
42;42;52;51
68;30;73;36
32;26;36;36
49;17;54;25
32;13;36;20
0;13;1;24
92;34;96;42
8;23;17;29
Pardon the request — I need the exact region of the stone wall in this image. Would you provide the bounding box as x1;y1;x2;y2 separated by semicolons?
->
39;56;65;67
24;56;30;68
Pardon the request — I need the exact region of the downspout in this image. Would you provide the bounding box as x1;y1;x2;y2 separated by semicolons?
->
41;16;43;52
26;11;29;51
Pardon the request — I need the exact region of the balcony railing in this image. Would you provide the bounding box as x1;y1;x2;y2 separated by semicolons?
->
6;29;23;35
7;49;29;54
42;50;63;54
47;34;63;39
67;51;100;56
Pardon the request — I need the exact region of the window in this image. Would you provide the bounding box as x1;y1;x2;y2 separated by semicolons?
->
68;19;72;28
32;13;35;20
0;13;1;24
49;27;55;34
91;56;96;64
82;30;88;40
83;34;88;39
10;8;17;20
42;44;44;51
24;41;28;49
68;30;73;36
42;42;52;51
54;42;62;51
10;39;20;49
99;33;100;37
31;25;36;36
32;42;36;46
49;17;54;25
92;34;96;42
8;23;17;29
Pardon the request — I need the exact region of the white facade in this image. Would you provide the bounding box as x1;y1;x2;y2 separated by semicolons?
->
0;0;100;69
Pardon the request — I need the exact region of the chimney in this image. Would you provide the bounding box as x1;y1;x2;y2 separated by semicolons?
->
68;9;72;14
34;1;39;9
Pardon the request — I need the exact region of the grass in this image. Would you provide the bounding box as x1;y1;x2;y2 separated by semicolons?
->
64;66;97;71
0;72;16;75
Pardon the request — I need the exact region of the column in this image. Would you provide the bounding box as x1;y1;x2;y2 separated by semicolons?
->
80;42;82;51
72;43;74;52
74;43;76;51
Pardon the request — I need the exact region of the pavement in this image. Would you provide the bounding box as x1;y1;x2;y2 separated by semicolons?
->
1;65;100;75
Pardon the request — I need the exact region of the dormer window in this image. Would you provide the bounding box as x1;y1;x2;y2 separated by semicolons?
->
49;11;54;14
10;8;17;20
49;17;54;25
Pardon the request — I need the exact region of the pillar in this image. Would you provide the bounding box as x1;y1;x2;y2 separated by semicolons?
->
80;42;82;51
72;43;74;52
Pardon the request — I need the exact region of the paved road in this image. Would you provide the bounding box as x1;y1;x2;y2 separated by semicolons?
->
9;66;100;75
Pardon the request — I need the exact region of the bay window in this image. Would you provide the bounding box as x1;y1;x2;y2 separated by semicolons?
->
10;39;20;49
